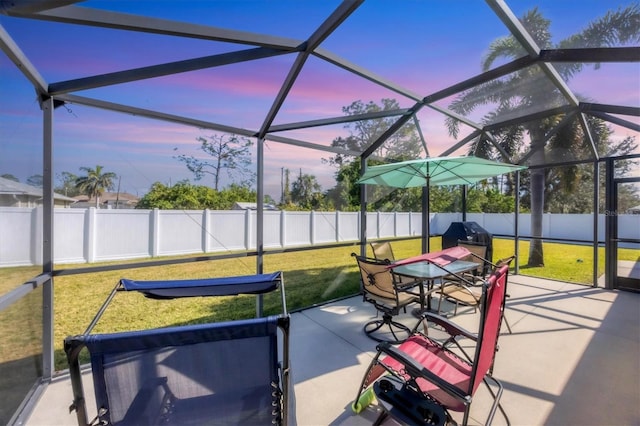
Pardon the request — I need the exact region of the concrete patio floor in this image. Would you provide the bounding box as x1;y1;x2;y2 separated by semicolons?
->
26;274;640;425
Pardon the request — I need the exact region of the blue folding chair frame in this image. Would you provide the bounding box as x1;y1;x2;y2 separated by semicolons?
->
65;272;292;426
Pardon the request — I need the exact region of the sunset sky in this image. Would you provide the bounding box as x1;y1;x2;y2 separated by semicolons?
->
1;0;638;199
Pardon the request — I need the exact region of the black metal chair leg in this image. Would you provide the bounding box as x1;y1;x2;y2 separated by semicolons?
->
364;314;411;343
373;410;389;426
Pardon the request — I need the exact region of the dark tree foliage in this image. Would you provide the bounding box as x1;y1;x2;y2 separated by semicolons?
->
137;181;257;210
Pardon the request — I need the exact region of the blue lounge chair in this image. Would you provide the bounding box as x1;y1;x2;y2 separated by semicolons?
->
65;272;293;425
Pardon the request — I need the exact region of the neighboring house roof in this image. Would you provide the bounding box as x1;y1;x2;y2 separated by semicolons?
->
232;202;278;211
0;176;76;202
71;192;139;209
73;192;139;204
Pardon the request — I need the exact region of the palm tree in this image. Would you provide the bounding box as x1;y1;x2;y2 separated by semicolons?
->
446;5;640;266
75;165;117;208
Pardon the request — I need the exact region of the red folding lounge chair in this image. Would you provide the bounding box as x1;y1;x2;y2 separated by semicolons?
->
353;264;511;426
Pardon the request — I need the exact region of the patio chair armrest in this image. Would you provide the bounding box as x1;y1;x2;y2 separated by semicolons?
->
439;280;479;292
400;288;422;300
376;342;471;405
418;312;478;342
395;276;424;291
459;272;486;285
438;282;482;306
443;273;484;287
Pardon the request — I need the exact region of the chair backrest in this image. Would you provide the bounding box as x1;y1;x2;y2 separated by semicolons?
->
67;316;289;425
370;241;396;262
354;254;398;301
469;264;509;394
456;240;488;276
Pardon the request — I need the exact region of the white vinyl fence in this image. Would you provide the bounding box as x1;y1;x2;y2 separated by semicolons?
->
1;207;638;267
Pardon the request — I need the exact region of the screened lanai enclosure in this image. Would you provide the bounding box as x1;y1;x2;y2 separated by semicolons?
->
1;0;639;424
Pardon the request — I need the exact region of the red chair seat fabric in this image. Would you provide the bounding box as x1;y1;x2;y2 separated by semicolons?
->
380;335;471;411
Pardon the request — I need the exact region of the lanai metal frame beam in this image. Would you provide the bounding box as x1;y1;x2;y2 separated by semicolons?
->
48;47;296;94
12;4;301;49
0;23;48;95
257;0;363;139
55;94;361;157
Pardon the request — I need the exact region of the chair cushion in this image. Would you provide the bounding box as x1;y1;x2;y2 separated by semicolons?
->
380;335;471;411
366;290;416;308
440;285;481;306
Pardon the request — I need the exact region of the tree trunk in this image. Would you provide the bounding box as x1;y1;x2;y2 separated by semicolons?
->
528;135;545;266
529;168;545;266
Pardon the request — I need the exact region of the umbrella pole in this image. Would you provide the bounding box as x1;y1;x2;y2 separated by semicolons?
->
462;184;467;222
422;185;430;253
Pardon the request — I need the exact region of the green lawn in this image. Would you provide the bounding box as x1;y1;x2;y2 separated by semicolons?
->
1;238;638;371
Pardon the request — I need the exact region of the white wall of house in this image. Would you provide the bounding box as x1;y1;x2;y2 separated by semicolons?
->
0;194;74;208
1;206;638;267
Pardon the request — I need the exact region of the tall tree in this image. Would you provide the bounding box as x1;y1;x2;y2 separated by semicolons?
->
326;98;423;168
282;168;292;205
55;171;80;197
75;165;117;208
174;134;255;191
328;159;425;212
327;160;362;211
445;5;640;266
291;171;323;210
325;99;424;211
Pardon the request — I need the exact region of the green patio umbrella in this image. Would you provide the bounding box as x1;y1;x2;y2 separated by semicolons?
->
357;155;527;252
